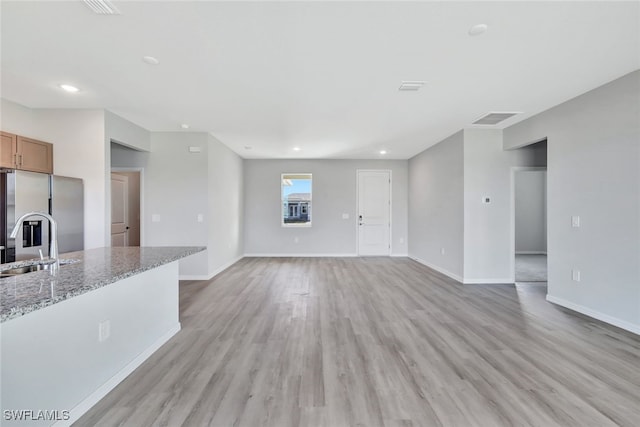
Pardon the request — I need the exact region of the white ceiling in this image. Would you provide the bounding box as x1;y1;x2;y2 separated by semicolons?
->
1;1;638;159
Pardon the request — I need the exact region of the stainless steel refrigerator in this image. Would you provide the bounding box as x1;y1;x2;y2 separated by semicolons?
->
0;170;84;263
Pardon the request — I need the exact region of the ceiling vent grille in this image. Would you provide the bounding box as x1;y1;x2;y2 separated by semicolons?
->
399;81;426;91
472;112;520;125
83;0;121;15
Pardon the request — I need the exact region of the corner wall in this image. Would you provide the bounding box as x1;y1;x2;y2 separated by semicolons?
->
463;129;546;283
504;70;640;333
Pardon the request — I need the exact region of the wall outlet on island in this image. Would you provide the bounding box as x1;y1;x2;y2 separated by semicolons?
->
98;320;111;342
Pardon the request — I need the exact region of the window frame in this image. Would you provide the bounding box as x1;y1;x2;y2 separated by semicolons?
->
281;173;312;228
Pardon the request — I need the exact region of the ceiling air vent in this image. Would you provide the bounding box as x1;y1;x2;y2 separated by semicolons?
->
83;0;121;15
472;112;520;125
399;81;426;91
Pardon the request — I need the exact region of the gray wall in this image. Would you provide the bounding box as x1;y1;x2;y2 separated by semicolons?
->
408;131;464;280
244;159;408;255
111;133;245;279
207;134;244;276
504;70;640;333
463;129;546;283
143;133;210;277
515;170;547;253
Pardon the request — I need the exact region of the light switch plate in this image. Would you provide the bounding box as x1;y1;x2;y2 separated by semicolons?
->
572;215;580;227
342;213;349;219
197;214;204;223
151;214;161;223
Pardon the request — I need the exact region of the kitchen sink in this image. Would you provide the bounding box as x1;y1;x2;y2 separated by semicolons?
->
0;258;80;278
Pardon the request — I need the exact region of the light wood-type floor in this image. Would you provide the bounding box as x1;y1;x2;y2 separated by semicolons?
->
76;257;640;427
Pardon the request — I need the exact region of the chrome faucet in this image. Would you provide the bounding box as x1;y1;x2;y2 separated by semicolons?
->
10;211;59;269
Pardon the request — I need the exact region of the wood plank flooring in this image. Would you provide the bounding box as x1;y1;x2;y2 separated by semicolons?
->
76;257;640;427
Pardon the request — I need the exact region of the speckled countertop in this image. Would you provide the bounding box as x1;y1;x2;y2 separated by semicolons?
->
0;246;205;323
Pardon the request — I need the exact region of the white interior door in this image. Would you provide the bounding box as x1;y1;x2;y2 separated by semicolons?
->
111;173;129;247
358;170;391;256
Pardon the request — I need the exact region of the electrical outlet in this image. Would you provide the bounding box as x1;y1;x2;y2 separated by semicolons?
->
572;269;581;282
151;214;161;223
197;214;204;223
98;320;111;342
294;237;299;244
342;213;350;219
440;247;445;255
399;237;405;244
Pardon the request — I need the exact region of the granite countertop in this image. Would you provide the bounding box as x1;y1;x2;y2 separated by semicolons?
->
0;246;205;323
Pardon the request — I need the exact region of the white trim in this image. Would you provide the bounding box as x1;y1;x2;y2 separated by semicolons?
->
390;253;409;257
58;323;181;427
463;278;514;285
179;275;212;281
244;253;358;258
356;169;392;256
546;295;640;336
410;256;464;283
111;166;146;246
180;255;244;281
510;166;547;282
515;251;548;255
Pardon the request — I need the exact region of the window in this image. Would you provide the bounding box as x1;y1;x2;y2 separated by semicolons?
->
282;173;312;227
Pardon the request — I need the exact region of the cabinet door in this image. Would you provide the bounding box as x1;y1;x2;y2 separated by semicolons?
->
0;131;17;168
17;136;53;174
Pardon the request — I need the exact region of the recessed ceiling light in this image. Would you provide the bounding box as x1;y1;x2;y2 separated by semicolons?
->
468;24;488;36
180;124;190;129
399;81;425;91
293;147;301;151
59;84;79;93
244;146;253;150
142;56;160;65
379;150;387;155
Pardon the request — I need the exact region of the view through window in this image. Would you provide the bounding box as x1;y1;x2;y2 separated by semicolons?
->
282;173;312;226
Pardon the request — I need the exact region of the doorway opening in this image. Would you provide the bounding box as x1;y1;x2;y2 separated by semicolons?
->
111;170;141;247
513;168;547;282
357;170;391;256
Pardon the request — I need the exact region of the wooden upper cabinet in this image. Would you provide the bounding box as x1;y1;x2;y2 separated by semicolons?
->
0;132;53;174
17;136;53;174
0;131;18;169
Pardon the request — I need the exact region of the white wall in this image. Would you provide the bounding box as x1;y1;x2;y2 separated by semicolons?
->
207;134;244;276
515;170;547;253
1;100;107;249
105;110;150;152
504;70;640;333
463;129;546;283
408;131;464;280
244;159;408;256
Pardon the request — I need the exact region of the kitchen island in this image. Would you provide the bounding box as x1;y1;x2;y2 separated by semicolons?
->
0;246;205;426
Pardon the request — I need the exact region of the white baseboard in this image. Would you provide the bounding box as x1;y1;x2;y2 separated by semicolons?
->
516;251;547;255
179;255;244;281
59;323;181;427
244;253;358;257
391;253;409;257
179;274;211;280
410;257;464;283
463;278;514;285
546;295;640;336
